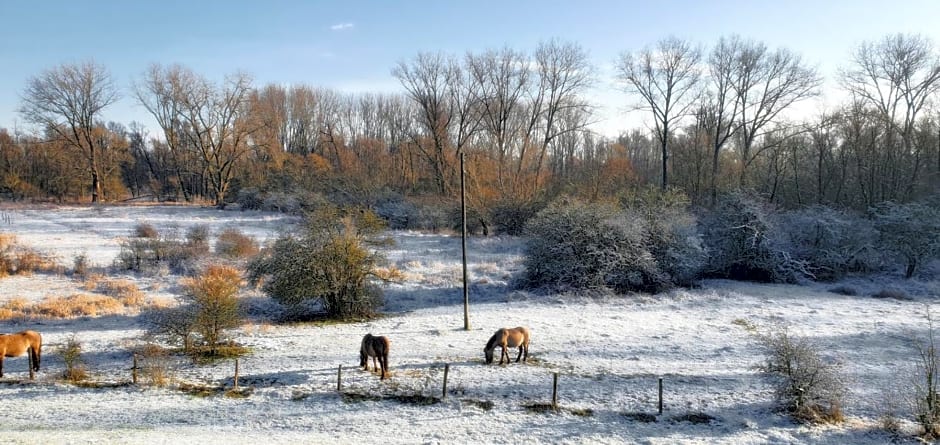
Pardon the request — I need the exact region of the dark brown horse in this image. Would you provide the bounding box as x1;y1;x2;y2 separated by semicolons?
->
360;334;390;379
0;330;42;378
484;326;530;365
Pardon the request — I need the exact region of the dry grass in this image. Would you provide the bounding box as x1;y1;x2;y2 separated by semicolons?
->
14;250;57;275
0;297;31;321
97;278;146;307
32;294;124;318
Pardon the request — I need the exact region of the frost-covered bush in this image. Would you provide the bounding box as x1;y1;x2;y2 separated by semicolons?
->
779;206;879;280
246;206;389;319
870;201;940;278
700;193;809;283
235;187;264;211
489;198;547;236
749;321;847;423
520;198;668;293
621;188;705;286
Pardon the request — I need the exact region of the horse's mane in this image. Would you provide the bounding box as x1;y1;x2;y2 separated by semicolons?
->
484;329;502;351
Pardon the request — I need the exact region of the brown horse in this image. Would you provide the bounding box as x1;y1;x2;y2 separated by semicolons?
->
484;326;530;365
360;334;390;380
0;330;42;378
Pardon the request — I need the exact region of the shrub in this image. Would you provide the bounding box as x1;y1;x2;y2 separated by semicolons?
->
60;335;88;382
520;198;667;293
216;228;259;259
749;321;846;423
779;206;879;280
247;206;389;319
134;223;159;238
180;265;245;356
134;343;174;387
489;198;546;236
115;229;208;275
620;187;705;286
870;201;940;278
72;253;89;278
700;192;809;283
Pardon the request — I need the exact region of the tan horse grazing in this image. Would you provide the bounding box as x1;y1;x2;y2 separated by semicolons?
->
484;327;530;365
0;330;42;378
360;334;391;380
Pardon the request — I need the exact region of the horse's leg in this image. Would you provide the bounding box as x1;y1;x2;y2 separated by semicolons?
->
380;353;388;380
500;346;508;365
523;343;529;362
33;345;40;371
515;345;523;363
0;356;3;378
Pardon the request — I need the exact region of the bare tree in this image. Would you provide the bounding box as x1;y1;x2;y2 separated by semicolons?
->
733;39;822;187
704;35;745;205
19;61;119;202
393;52;460;195
616;37;702;191
134;64;199;201
840;34;940;200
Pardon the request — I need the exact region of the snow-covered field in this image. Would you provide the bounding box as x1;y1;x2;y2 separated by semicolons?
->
0;205;937;444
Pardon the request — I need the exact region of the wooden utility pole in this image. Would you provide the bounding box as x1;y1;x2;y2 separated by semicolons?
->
461;152;470;331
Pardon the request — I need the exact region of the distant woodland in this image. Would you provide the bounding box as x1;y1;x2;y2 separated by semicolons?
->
2;33;938;218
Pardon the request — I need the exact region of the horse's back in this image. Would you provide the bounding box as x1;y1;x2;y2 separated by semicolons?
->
0;330;41;356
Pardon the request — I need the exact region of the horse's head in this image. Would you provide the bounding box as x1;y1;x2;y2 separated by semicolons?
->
484;347;494;364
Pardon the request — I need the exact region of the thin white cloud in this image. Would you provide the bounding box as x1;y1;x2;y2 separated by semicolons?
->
330;23;354;31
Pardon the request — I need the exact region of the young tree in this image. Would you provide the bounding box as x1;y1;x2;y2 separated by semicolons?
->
616;37;703;191
19;61;119;202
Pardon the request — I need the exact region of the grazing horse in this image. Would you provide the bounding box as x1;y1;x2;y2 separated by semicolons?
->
360;334;391;380
0;330;42;378
484;327;530;365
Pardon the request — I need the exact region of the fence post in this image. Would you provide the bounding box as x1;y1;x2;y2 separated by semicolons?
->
552;372;559;410
658;377;663;415
337;365;343;392
442;364;450;399
233;359;240;390
132;353;138;384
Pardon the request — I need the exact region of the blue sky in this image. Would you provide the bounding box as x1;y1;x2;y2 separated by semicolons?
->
2;0;940;137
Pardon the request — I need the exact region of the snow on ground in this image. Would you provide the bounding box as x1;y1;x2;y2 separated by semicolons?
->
0;205;936;444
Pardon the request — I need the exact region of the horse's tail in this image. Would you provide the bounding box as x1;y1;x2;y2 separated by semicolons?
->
381;336;390;357
34;331;41;371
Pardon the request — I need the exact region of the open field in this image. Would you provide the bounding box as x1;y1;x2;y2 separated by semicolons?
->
0;205;936;444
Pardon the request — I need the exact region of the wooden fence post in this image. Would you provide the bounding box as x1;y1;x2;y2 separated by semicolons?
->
233;359;240;390
442;364;450;399
552;372;559;410
132;353;138;384
337;365;343;392
658;377;663;415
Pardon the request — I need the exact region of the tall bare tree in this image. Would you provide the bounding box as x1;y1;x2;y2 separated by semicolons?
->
840;33;940;200
732;39;821;187
20;61;119;202
393;52;460;195
616;37;702;191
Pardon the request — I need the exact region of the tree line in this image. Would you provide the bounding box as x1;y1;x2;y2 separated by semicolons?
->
1;33;938;216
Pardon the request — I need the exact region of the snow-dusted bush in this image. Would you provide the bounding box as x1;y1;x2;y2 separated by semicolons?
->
749;321;847;423
779;206;879;280
870;201;940;278
489;198;546;236
621;188;705;286
700;193;809;283
520;198;668;293
247;206;388;319
235;187;264;211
